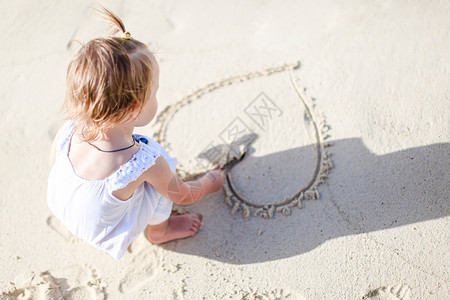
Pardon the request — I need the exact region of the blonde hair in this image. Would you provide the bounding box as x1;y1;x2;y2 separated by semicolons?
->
64;7;156;142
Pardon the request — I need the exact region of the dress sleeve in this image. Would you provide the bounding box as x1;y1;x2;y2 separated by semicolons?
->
105;142;161;192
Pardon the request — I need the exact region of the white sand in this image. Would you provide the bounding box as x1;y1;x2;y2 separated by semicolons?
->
0;1;449;299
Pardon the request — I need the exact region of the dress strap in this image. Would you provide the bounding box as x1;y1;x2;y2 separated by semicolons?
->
105;141;161;192
56;120;77;155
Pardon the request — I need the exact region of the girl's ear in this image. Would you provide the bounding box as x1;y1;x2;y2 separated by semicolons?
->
130;100;141;113
129;100;142;121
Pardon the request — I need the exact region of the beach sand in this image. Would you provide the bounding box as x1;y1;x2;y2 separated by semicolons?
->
0;1;449;299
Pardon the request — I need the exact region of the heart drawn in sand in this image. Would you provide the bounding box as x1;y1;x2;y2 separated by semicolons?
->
153;62;332;220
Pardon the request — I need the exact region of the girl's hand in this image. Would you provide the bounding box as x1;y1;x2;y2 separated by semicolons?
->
205;169;225;193
144;157;224;205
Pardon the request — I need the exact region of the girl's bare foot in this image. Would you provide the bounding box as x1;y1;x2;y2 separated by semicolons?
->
145;213;202;244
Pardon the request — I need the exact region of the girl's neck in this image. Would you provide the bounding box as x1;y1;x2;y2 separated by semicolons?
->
86;124;136;151
104;124;134;141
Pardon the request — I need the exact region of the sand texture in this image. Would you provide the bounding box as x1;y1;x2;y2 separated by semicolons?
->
0;1;449;299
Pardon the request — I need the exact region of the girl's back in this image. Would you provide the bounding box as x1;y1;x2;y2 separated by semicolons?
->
68;128;139;181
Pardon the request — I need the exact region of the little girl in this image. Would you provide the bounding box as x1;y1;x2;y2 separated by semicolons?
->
47;7;225;259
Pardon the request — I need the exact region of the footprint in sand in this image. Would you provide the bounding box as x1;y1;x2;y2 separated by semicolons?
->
118;249;160;294
1;264;106;300
362;284;412;300
46;215;83;244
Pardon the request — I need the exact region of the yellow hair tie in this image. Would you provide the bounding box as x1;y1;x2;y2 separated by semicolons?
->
122;31;132;40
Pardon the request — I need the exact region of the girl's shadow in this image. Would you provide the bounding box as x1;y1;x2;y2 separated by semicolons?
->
161;138;449;264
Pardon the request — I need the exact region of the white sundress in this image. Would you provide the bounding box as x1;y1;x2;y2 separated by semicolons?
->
47;121;176;259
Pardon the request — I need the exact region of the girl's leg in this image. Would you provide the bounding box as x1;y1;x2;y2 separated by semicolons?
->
145;213;202;244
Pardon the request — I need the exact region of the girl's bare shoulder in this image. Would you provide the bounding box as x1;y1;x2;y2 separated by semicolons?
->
68;133;141;181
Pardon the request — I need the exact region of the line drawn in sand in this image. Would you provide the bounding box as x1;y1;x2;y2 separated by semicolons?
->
154;62;333;220
238;287;304;300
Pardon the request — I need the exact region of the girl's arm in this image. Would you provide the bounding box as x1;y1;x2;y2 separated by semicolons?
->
143;156;224;205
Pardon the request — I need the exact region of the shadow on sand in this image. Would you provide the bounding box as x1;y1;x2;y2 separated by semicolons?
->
160;138;449;264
